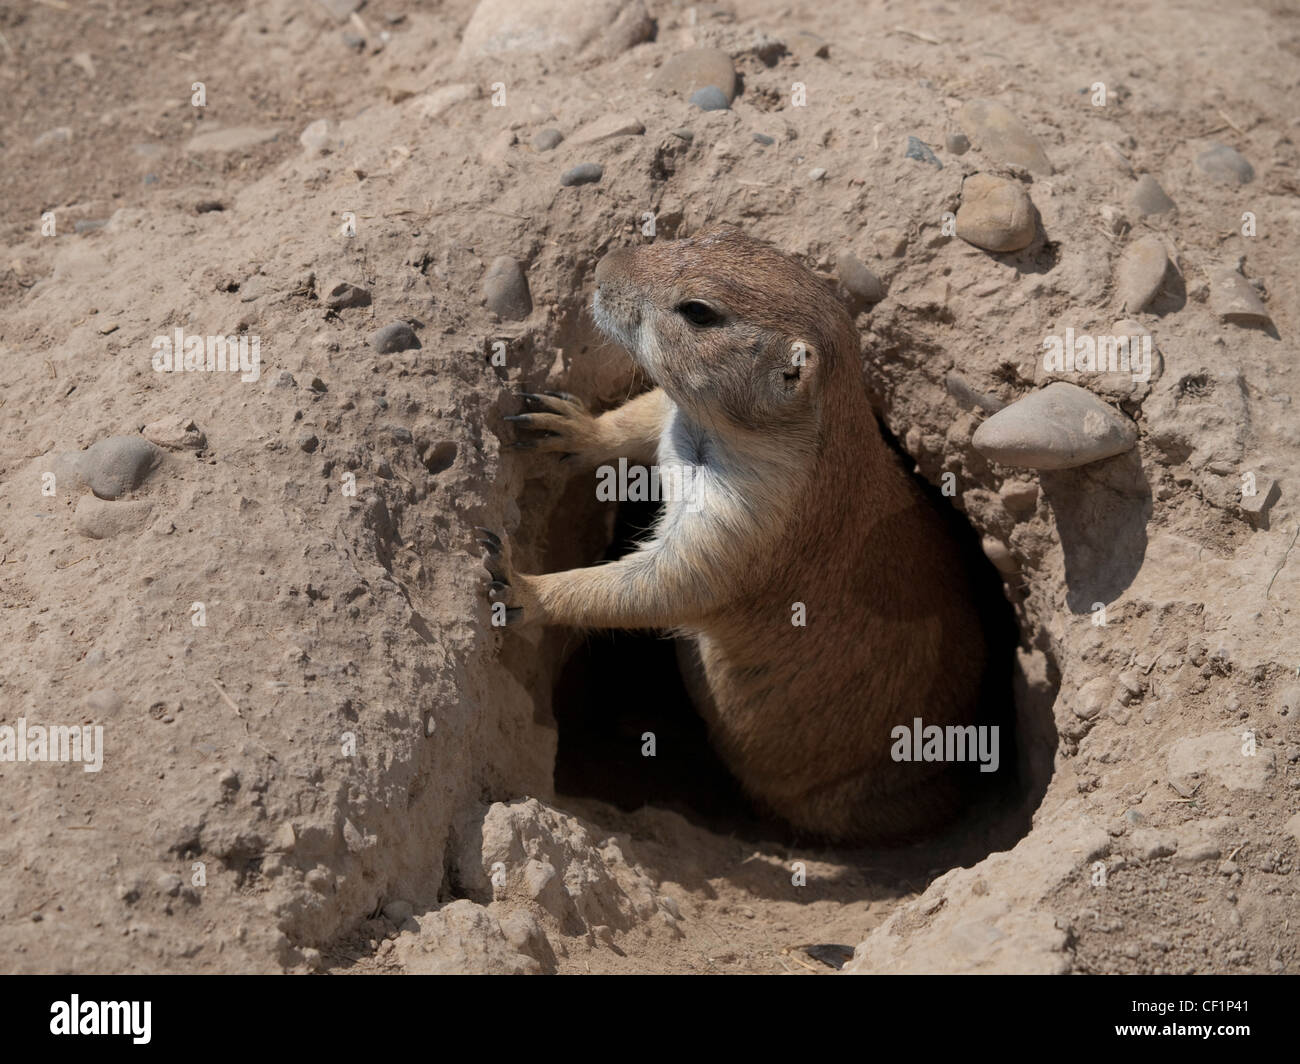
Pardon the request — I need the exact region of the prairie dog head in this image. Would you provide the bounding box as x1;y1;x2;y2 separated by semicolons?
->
592;227;854;432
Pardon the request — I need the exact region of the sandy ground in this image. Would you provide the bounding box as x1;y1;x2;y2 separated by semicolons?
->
1;0;1297;974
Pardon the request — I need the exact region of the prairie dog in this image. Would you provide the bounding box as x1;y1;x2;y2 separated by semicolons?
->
481;227;988;842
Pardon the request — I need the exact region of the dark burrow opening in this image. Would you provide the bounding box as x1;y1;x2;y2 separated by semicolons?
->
549;423;1054;860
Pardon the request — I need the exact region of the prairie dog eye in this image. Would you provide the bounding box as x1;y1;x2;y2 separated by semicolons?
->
676;300;724;327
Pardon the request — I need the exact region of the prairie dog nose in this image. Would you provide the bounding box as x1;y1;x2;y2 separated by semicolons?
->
595;247;636;286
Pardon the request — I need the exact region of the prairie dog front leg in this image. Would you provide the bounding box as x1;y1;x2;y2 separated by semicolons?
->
479;530;721;630
506;388;670;467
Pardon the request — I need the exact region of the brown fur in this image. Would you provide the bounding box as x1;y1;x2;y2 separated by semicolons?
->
486;228;987;842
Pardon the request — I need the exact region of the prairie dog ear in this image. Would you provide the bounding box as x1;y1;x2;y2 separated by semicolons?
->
781;338;819;397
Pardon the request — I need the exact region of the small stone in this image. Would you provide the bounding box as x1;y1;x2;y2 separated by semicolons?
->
651;48;738;104
1072;676;1112;720
945;132;970;155
981;537;1018;575
458;0;651;61
957;99;1052;174
369;322;421;354
414;84;476;120
532;128;563;151
324;281;371;310
156;873;183;897
1210;268;1272;327
1131;828;1177;861
789;31;829;59
75;436;165;499
142;416;206;451
873;228;908;258
569;113;644;144
219;768;240;790
184;126;279;154
298;434;320;454
1131;173;1176;216
299;118;340;155
753;133;775;146
1115;235;1169;313
972;382;1138;470
905;136;942;169
1195;142;1254;185
34;127;73;150
836;252;884;305
1239;474;1279;528
560;162;603;187
956;173;1037;253
482;257;533;320
999;479;1039;514
86;689;124;715
690;86;729;112
382;899;415;924
808;166;827;182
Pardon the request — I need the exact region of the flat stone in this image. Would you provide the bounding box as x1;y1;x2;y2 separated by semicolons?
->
690;86;729;111
999;480;1039;514
458;0;651;61
185;126;279;153
1210;267;1272;326
74;496;154;539
1115;235;1169;313
1195;142;1254;185
956;173;1036;253
651;48;738;104
76;436;165;499
299;118;341;155
789;31;829;59
905;136;942;169
369;322;421;353
957;99;1052;174
1239;474;1280;528
836;252;884;305
569;113;644;145
560;163;603;187
971;382;1138;470
1131;173;1175;216
483;257;532;320
415;84;476;120
142;416;206;451
1130;829;1177;861
324;280;371;309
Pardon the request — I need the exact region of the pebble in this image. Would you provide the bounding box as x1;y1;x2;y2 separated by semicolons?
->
957;99;1052;174
651;48;738;104
1072;676;1112;720
971;382;1138;470
1131;828;1177;861
955;173;1037;253
569;113;644;144
34;127;73;150
324;280;371;309
299;118;340;155
184;126;279;154
1131;173;1175;216
873;228;908;258
74;219;108;234
533;128;563;151
981;537;1019;575
76;436;164;499
142;416;206;451
905;135;942;169
690;86;730;112
753;133;775;146
1115;235;1169;313
458;0;651;60
483;256;533;320
298;434;320;454
835;251;884;305
369;321;421;353
1195;142;1254;185
382;899;415;924
945;132;970;155
1210;267;1272;327
789;30;829;59
808;166;827;182
560;162;603;187
999;479;1039;514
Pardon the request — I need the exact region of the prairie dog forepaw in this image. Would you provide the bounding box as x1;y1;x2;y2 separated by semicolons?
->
474;527;538;627
504;391;600;463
